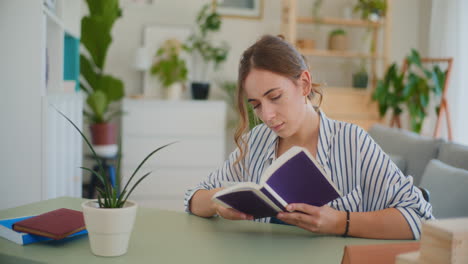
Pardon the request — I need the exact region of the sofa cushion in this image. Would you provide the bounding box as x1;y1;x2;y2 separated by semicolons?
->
389;154;407;174
420;159;468;218
437;141;468;171
368;124;442;185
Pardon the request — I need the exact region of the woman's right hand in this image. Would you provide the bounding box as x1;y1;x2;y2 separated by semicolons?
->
213;203;254;220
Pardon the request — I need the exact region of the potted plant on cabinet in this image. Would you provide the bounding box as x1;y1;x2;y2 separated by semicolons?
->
150;38;188;100
185;4;229;100
372;49;446;133
56;110;172;257
80;0;124;157
352;60;369;89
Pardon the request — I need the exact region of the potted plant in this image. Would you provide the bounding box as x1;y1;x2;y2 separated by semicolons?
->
373;49;446;133
328;28;347;51
352;60;369;89
150;38;188;100
80;0;124;158
56;110;172;257
353;0;387;21
185;4;229;100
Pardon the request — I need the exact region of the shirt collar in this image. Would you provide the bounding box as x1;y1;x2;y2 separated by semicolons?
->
262;109;334;165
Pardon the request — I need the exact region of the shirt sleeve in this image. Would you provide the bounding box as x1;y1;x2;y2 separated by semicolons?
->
183;143;248;213
359;128;434;240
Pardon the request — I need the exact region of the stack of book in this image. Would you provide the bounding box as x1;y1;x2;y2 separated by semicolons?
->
396;218;468;264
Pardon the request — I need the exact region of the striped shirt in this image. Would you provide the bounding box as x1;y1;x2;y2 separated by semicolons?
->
184;110;433;239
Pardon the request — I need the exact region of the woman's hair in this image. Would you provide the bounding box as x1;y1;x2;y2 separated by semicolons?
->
234;34;323;166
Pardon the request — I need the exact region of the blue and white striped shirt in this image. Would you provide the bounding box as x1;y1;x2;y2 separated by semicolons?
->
184;110;433;239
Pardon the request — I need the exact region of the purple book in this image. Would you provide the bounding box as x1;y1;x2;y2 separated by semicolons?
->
212;146;341;219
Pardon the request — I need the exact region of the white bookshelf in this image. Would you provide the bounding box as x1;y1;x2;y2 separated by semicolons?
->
0;0;82;210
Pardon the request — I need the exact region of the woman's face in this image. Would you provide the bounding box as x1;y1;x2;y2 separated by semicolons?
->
244;69;309;138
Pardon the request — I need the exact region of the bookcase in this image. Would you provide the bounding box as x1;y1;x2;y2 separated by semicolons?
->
122;99;227;212
0;0;82;209
281;0;392;130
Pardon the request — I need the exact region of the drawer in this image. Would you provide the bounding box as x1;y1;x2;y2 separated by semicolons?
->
123;99;226;136
120;167;214;197
122;137;224;167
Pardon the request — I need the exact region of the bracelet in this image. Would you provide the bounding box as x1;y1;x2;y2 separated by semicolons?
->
342;210;350;237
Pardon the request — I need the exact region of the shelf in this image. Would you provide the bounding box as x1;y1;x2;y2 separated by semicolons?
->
43;6;64;29
297;16;383;28
300;49;384;59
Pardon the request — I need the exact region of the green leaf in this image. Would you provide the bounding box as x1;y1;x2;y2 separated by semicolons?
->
86;90;108;123
80;54;98;91
81;16;112;69
98;75;125;102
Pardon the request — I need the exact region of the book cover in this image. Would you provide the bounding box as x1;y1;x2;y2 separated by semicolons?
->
11;208;86;241
0;215;87;245
212;146;342;218
341;242;420;264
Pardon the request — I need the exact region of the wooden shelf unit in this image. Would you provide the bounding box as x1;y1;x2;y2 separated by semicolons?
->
281;0;393;130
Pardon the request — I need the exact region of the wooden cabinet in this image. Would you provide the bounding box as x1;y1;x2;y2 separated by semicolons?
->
122;99;226;212
281;0;392;130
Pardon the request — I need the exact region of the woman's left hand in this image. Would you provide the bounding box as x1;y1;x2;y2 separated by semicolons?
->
276;203;346;235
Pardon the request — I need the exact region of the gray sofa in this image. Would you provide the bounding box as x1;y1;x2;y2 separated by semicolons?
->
368;124;468;219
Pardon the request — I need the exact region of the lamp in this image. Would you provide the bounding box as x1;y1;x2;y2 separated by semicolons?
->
133;46;151;71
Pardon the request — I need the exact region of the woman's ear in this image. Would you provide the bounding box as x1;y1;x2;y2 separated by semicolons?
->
299;70;312;96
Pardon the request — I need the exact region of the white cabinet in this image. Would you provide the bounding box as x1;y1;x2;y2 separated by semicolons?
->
122;99;226;212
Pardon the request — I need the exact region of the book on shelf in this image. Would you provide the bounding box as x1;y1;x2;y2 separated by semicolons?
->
212;146;342;219
341;242;420;264
0;208;88;245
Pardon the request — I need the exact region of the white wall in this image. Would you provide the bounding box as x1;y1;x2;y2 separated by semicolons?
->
0;1;44;209
93;0;431;155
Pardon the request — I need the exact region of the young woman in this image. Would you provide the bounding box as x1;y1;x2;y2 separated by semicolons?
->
184;35;433;240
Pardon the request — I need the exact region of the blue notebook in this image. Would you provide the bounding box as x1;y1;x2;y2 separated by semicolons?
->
0;215;88;245
212;146;342;218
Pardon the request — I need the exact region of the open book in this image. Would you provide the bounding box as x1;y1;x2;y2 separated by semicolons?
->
212;146;342;219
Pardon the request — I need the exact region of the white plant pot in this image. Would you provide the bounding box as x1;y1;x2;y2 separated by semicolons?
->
81;200;137;257
166;82;184;100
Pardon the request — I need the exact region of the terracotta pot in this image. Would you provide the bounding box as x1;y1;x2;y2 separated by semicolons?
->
328;35;348;51
90;123;117;145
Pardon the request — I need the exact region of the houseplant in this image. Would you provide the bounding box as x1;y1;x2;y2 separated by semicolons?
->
373;49;446;133
80;0;124;157
185;4;229;100
353;0;387;21
150;38;188;100
328;28;347;51
352;60;369;89
57;110;172;257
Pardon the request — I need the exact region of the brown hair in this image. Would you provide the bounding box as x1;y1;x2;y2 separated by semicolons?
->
234;34;323;166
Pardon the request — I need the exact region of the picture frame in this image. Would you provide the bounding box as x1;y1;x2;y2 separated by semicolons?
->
212;0;264;20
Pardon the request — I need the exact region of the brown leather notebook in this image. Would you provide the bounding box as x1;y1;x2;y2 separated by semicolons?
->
13;208;85;240
341;242;420;264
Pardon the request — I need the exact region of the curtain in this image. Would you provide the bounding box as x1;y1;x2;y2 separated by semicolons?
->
427;0;468;144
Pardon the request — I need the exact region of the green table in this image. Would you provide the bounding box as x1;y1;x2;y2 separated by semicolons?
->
0;197;411;263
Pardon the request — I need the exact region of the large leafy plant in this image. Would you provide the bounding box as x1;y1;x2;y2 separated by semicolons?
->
373;49;446;133
151;39;188;88
80;0;124;124
57;110;173;208
185;4;229;82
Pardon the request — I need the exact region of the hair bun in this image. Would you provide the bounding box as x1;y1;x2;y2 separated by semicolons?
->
276;34;285;40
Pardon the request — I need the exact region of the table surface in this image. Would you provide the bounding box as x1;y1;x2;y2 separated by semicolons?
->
0;197;414;263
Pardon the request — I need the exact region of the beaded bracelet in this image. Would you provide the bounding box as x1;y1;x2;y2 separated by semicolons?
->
342;210;350;237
